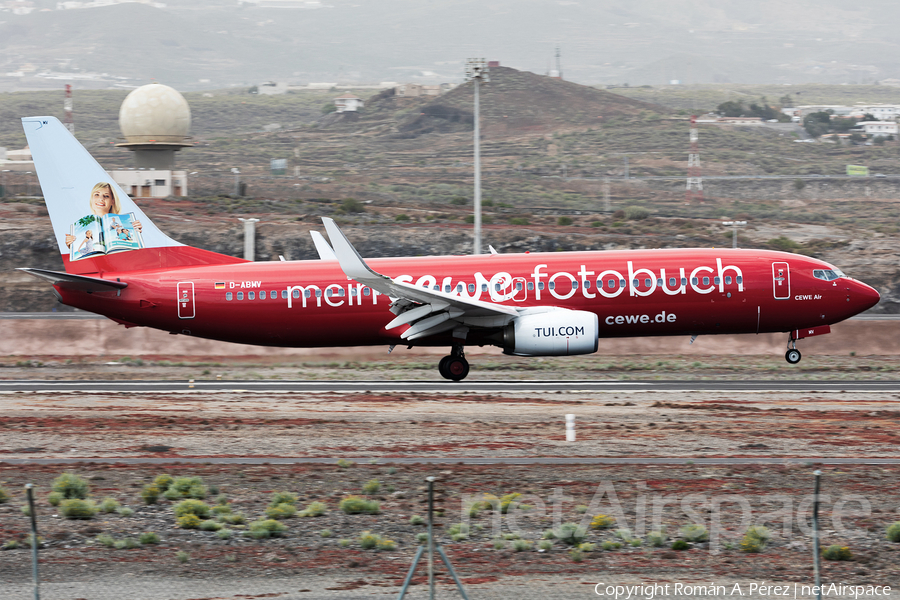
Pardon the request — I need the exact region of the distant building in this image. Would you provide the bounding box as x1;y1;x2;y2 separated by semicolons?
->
854;104;900;121
0;146;34;171
394;83;451;98
109;169;188;198
257;81;289;95
859;121;898;136
333;93;363;113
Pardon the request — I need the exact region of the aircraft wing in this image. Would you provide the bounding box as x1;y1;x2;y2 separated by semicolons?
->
18;268;128;293
322;218;518;341
310;231;337;260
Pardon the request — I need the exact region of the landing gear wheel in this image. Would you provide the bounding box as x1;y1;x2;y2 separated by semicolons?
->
785;349;802;364
438;356;452;379
445;356;470;381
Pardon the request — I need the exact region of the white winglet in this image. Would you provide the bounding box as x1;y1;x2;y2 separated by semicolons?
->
310;231;338;261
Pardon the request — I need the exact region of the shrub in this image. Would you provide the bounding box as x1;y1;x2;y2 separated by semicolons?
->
822;545;852;561
270;491;298;506
173;499;210;519
21;505;31;517
115;538;138;550
51;473;89;499
339;539;351;548
153;474;174;491
542;529;555;539
170;476;207;499
3;540;20;550
177;514;201;529
493;539;505;550
447;523;469;539
509;217;530;226
211;504;232;515
601;541;621;551
580;542;598;552
554;523;586;546
557;216;573;226
141;485;160;505
176;550;190;563
416;532;429;544
378;538;397;551
569;548;584;562
199;520;222;531
538;540;553;551
24;534;42;549
680;524;708;542
215;494;228;506
162;488;182;501
218;512;246;525
575;505;588;514
265;503;297;519
95;533;115;548
48;492;63;506
590;514;616;530
740;525;771;553
671;539;689;551
0;486;9;503
249;529;270;540
410;515;425;526
646;531;666;547
341;198;364;213
320;529;333;538
359;531;383;549
216;529;233;540
59;499;97;520
249;519;287;537
116;506;134;517
614;529;633;542
98;497;120;514
299;501;327;517
513;539;533;552
624;205;650;220
362;479;381;494
139;532;159;545
339;495;380;515
500;493;527;514
886;522;900;542
394;214;410;222
336;458;354;468
503;533;520;540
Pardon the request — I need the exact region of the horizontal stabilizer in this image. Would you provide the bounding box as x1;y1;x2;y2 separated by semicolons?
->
17;268;127;293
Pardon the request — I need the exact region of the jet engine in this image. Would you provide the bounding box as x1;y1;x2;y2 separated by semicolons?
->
498;309;599;356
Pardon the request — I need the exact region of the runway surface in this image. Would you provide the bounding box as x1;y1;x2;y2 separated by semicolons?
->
1;457;898;465
1;379;899;393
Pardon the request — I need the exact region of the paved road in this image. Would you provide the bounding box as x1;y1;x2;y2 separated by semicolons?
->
1;379;899;393
1;456;897;466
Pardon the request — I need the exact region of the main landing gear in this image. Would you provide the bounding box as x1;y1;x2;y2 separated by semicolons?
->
785;337;802;365
438;346;469;381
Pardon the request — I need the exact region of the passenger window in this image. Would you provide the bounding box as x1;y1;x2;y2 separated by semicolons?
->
669;277;676;287
702;277;710;286
315;290;322;297
283;290;289;299
468;283;476;293
363;288;371;296
237;292;244;300
260;291;266;299
272;290;277;298
549;281;555;290
292;289;299;299
433;285;439;291
516;282;523;290
527;282;534;290
691;277;699;285
338;289;345;297
495;283;501;291
538;282;545;290
681;277;687;286
620;279;626;288
714;277;720;285
482;284;488;292
248;291;255;300
325;289;332;297
736;276;743;284
304;290;311;298
445;285;451;292
606;279;615;288
656;278;662;287
584;280;591;289
226;292;233;301
645;278;652;287
725;276;732;285
457;284;463;292
351;288;358;296
572;281;579;289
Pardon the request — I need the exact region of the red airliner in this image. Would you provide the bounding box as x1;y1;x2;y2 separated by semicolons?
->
20;117;880;380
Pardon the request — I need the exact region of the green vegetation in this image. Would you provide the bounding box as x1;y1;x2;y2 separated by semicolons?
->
59;499;98;520
887;522;900;542
51;473;90;500
339;495;380;515
176;514;202;529
249;519;288;539
139;532;159;545
176;550;190;564
362;479;380;494
265;503;297;519
590;514;616;530
97;497;120;514
557;216;573;226
822;545;852;561
410;515;425;526
298;501;328;517
270;491;298;506
740;525;771;553
680;524;709;542
0;486;9;504
114;538;139;550
47;492;63;506
646;530;667;547
141;485;160;505
173;499;211;519
358;531;396;550
671;539;689;550
554;523;587;546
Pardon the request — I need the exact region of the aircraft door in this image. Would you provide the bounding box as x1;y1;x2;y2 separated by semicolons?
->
512;277;528;301
177;282;195;319
772;262;790;300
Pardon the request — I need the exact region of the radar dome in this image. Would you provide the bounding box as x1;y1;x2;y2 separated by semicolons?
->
119;83;191;144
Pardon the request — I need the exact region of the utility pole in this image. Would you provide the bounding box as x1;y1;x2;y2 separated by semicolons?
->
603;177;611;213
722;219;747;249
465;58;490;255
63;84;74;134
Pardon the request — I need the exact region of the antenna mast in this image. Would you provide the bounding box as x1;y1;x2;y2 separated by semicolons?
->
555;46;563;80
686;115;703;203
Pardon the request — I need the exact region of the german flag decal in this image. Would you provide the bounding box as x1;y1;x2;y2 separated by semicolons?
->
214;282;226;289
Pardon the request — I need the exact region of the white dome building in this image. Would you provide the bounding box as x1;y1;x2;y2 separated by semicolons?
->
116;83;192;169
112;83;192;198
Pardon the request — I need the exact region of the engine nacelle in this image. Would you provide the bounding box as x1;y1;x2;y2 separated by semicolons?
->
500;309;599;356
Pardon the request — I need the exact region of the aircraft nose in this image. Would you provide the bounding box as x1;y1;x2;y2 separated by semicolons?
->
849;280;880;314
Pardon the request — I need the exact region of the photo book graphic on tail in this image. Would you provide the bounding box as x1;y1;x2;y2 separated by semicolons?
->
69;211;144;261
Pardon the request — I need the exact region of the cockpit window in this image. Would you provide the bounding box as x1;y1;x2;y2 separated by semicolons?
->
813;269;843;281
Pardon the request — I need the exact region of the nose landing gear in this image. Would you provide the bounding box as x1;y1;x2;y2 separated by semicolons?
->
438;345;469;381
785;337;802;364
